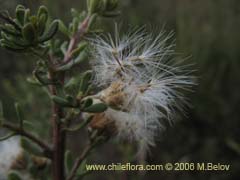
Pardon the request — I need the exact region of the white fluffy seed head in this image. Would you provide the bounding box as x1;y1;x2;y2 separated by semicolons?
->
89;26;195;156
0;136;23;178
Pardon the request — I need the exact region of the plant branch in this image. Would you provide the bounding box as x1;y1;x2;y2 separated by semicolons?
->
0;132;16;141
1;122;52;157
60;15;91;67
67;143;92;180
49;69;66;180
67;136;105;180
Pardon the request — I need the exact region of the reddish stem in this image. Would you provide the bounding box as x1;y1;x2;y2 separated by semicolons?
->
48;15;91;180
49;70;66;180
62;15;90;65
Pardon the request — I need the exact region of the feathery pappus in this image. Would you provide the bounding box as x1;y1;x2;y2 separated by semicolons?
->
87;26;195;156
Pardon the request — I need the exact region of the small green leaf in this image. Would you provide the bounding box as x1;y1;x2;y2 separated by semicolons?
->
0;100;3;119
1;31;8;40
8;171;23;180
0;44;25;52
78;159;87;173
1;27;26;45
14;102;24;128
39;20;59;42
38;14;47;35
79;71;92;94
83;103;108;113
24;9;30;24
51;95;71;107
64;77;80;91
0;39;26;52
0;10;21;31
37;6;48;20
76;159;91;179
33;71;57;85
71;17;79;34
1;32;30;47
26;77;42;86
58;20;69;37
0;24;21;37
60;41;68;54
22;23;36;43
65;150;74;174
37;6;48;35
5;24;16;31
21;138;43;156
56;50;88;71
16;5;25;10
15;5;25;26
71;42;87;58
82;98;93;108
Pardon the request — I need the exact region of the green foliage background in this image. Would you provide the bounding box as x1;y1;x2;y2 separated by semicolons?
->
0;0;240;179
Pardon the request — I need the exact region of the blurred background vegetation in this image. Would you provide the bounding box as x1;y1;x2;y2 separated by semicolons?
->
0;0;240;179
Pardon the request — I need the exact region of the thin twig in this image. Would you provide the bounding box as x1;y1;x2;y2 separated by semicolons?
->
0;132;16;141
67;143;92;180
2;122;52;158
61;15;91;66
67;136;106;180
